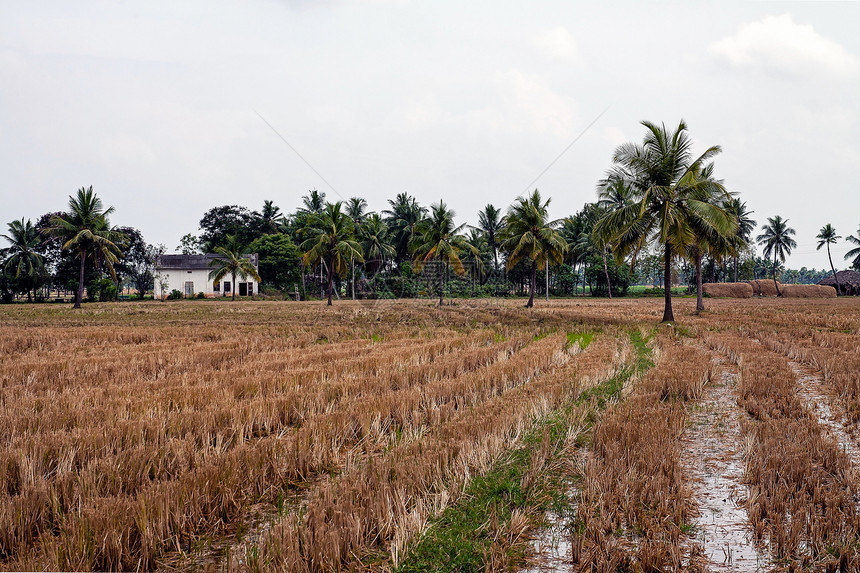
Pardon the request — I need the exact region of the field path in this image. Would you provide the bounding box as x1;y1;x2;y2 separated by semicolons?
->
790;361;860;469
680;355;770;572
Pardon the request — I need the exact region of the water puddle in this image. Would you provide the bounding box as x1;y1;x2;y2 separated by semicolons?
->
681;359;770;572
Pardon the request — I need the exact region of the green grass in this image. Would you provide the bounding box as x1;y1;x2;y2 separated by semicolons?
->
395;330;655;572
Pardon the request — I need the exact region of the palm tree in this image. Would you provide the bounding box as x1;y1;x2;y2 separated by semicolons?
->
681;162;734;311
593;120;733;322
723;197;756;282
476;204;506;275
1;218;45;302
816;224;842;295
299;189;326;214
500;190;568;308
410;201;478;306
346;197;369;299
756;216;797;296
208;235;262;301
301;202;364;305
260;200;283;234
845;225;860;272
383;193;427;265
48;186;124;309
359;213;396;277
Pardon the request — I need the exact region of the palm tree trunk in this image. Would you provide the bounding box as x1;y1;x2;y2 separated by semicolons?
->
662;242;674;322
74;249;85;309
232;271;237;301
827;244;841;295
772;257;781;296
695;249;704;312
602;250;612;299
526;263;536;308
734;256;739;283
351;255;356;300
326;257;334;306
545;264;549;302
438;258;444;306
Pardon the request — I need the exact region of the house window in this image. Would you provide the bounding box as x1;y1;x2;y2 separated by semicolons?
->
213;281;220;292
223;281;231;293
247;282;254;296
184;281;194;297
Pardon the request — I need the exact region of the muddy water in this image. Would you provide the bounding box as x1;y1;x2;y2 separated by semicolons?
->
681;360;770;572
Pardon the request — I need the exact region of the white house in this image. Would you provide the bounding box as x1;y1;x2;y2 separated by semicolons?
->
154;254;259;299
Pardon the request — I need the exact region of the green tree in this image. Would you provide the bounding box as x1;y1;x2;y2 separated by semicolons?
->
359;213;396;276
114;227;159;299
259;200;284;234
299;189;326;214
1;218;45;302
756;216;797;296
816;223;842;295
845;225;860;272
247;233;302;292
593;120;733;322
384;193;427;265
48;186;124;308
301;202;364;305
410;201;478;306
723;197;756;282
346;197;370;299
208;235;262;301
476;204;505;275
500;190;568;308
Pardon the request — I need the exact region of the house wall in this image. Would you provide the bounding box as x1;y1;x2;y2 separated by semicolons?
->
154;269;258;299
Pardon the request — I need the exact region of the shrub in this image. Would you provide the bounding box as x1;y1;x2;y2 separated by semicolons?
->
196;292;205;299
167;289;183;300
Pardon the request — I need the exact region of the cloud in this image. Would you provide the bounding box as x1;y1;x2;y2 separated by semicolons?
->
710;14;859;78
533;27;579;62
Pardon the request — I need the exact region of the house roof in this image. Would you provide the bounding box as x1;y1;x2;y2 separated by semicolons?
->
817;269;860;287
156;253;258;270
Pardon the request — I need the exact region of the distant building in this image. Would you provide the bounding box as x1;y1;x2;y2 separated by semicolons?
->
154;254;259;299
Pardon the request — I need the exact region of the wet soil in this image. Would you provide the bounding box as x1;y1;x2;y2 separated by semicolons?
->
680;357;770;572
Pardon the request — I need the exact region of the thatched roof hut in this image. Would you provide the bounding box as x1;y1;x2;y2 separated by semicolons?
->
818;270;860;296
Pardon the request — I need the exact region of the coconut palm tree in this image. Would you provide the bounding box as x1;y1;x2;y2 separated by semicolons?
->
845;225;860;272
593;120;733;322
208;235;262;301
723;197;756;282
500;190;568;308
1;218;45;302
816;223;842;295
410;201;477;306
48;186;124;309
756;216;797;296
359;213;396;277
299;189;326;214
383;193;427;265
259;200;283;234
476;204;505;275
346;197;369;299
301;202;364;305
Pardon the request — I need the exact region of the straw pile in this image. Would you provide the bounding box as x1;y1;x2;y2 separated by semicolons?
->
781;284;837;298
748;280;782;296
703;283;753;298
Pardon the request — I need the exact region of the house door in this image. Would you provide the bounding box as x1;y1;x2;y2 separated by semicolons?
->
239;282;248;296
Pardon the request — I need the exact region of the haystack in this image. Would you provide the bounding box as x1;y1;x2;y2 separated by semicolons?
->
818;270;860;296
703;282;753;298
748;280;782;296
782;284;837;298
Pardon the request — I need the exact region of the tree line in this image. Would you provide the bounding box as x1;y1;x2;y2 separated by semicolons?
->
4;120;859;314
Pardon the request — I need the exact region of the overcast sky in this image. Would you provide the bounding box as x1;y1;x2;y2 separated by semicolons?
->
2;1;858;269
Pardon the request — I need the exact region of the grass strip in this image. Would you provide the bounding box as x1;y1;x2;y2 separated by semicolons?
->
395;330;653;572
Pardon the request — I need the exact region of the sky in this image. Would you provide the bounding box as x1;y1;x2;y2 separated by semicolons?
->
1;0;858;270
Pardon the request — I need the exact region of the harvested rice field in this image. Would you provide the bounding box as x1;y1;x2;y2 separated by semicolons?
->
1;297;859;572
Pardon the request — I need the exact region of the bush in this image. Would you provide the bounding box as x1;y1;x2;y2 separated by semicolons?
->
196;292;205;299
167;289;183;300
